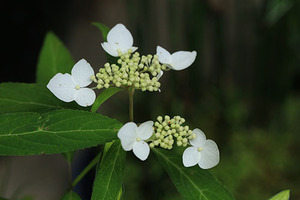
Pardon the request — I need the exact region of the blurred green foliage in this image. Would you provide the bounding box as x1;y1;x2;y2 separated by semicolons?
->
104;0;300;199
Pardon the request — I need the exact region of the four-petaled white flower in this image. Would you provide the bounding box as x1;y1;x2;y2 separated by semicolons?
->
118;121;153;161
182;128;219;169
47;59;96;107
101;23;138;57
156;45;197;71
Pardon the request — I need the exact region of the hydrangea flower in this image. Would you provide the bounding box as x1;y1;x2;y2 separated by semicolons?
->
117;121;153;161
156;46;197;71
101;23;138;57
182;128;219;169
47;59;96;107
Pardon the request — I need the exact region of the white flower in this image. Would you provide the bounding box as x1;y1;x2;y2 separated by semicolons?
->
156;46;197;71
47;59;96;107
101;23;138;57
182;128;219;169
118;121;153;161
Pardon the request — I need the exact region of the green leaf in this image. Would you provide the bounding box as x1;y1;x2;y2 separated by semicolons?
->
153;148;235;200
91;87;123;113
92;22;110;41
36;32;75;85
0;82;82;114
61;191;81;200
91;140;126;200
269;190;290;200
0;109;122;155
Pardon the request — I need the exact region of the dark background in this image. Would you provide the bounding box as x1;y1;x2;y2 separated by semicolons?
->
1;0;300;199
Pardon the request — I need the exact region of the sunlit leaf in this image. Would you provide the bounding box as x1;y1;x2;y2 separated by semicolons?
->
0;109;122;155
91;140;126;200
269;190;290;200
91;87;123;112
153;148;235;200
0;83;82;114
36;32;75;85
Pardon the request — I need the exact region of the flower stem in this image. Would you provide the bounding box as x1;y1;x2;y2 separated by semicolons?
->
71;152;101;188
128;88;135;122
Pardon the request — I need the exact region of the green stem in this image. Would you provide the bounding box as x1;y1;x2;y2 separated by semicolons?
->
71;153;101;188
128;88;135;122
67;162;72;186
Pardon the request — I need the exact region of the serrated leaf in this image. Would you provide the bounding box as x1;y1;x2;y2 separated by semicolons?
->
91;140;126;200
91;87;123;112
153;148;235;200
36;32;75;85
92;22;110;41
0;82;82;114
61;191;81;200
0;109;122;155
269;190;290;200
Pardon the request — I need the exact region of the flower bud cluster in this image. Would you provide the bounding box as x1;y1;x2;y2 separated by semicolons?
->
90;50;167;92
149;115;197;149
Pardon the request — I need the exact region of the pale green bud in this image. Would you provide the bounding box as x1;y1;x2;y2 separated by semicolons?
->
104;83;109;88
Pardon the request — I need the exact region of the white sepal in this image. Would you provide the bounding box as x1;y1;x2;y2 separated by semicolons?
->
189;128;206;147
198;140;220;169
47;73;76;102
137;121;154;140
102;23;138;57
182;129;220;169
47;59;95;107
171;51;197;70
156;46;172;65
71;59;94;87
74;88;96;107
117;122;138;151
156;46;197;71
117;121;154;161
133;141;150;161
182;147;201;167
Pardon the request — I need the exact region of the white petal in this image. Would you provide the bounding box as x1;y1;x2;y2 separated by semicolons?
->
47;73;76;102
156;46;172;65
190;128;206;147
101;42;118;57
71;59;94;87
132;141;150;161
182;147;201;167
137;121;154;140
117;122;138;151
198;139;220;169
170;51;197;70
107;24;134;52
74;88;96;107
